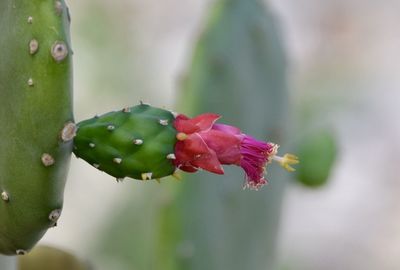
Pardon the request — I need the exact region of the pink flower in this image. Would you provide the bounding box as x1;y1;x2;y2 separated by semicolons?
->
173;113;296;190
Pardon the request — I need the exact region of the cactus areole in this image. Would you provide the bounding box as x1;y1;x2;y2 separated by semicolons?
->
74;104;298;190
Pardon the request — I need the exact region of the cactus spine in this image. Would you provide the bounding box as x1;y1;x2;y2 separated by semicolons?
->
0;0;73;255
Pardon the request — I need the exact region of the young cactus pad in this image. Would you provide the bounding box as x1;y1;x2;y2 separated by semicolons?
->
73;104;178;181
0;0;73;255
74;104;298;189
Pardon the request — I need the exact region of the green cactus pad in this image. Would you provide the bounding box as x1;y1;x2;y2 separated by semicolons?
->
0;0;73;255
74;104;178;181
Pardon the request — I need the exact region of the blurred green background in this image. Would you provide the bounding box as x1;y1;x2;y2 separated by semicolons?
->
36;0;400;269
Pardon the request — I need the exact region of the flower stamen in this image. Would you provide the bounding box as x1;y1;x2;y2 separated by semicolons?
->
272;153;299;172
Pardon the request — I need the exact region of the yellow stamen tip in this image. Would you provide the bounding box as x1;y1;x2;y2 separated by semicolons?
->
176;132;188;141
278;153;299;172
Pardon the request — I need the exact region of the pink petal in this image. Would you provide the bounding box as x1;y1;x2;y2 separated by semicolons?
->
199;129;242;165
212;123;241;135
174;133;224;174
174;113;220;134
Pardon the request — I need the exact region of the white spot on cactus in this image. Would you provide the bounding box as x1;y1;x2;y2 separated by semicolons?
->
1;191;9;202
122;107;131;113
27;16;33;24
61;122;76;142
29;39;39;55
89;143;95;148
159;119;169;126
167;153;176;160
55;1;63;15
16;249;27;255
41;153;55;167
27;78;34;86
113;158;122;164
48;209;61;222
133;139;143;145
93;163;100;168
107;125;115;131
51;41;68;62
141;172;152;180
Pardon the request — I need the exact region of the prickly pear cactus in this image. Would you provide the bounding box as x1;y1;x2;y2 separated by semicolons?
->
73;104;177;181
0;0;73;255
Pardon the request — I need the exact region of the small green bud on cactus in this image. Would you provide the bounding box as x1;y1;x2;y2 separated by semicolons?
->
74;104;298;189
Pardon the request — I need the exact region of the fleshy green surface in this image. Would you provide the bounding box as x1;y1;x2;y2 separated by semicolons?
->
295;130;337;187
74;104;177;180
0;0;73;255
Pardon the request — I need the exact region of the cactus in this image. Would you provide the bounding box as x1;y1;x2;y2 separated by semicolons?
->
73;104;177;181
0;0;73;256
74;103;296;187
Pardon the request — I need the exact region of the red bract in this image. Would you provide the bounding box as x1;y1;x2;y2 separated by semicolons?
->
173;113;281;190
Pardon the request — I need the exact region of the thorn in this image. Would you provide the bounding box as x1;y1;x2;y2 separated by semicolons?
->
16;249;27;255
51;41;68;62
116;178;124;183
41;153;55;167
113;158;122;164
159;119;169;126
93;163;100;168
27;16;33;24
172;171;182;181
48;209;61;222
1;191;9;202
89;143;95;148
107;125;115;131
176;132;188;141
133;139;143;145
141;172;153;180
60;122;76;142
27;78;34;86
122;107;131;113
166;153;176;160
